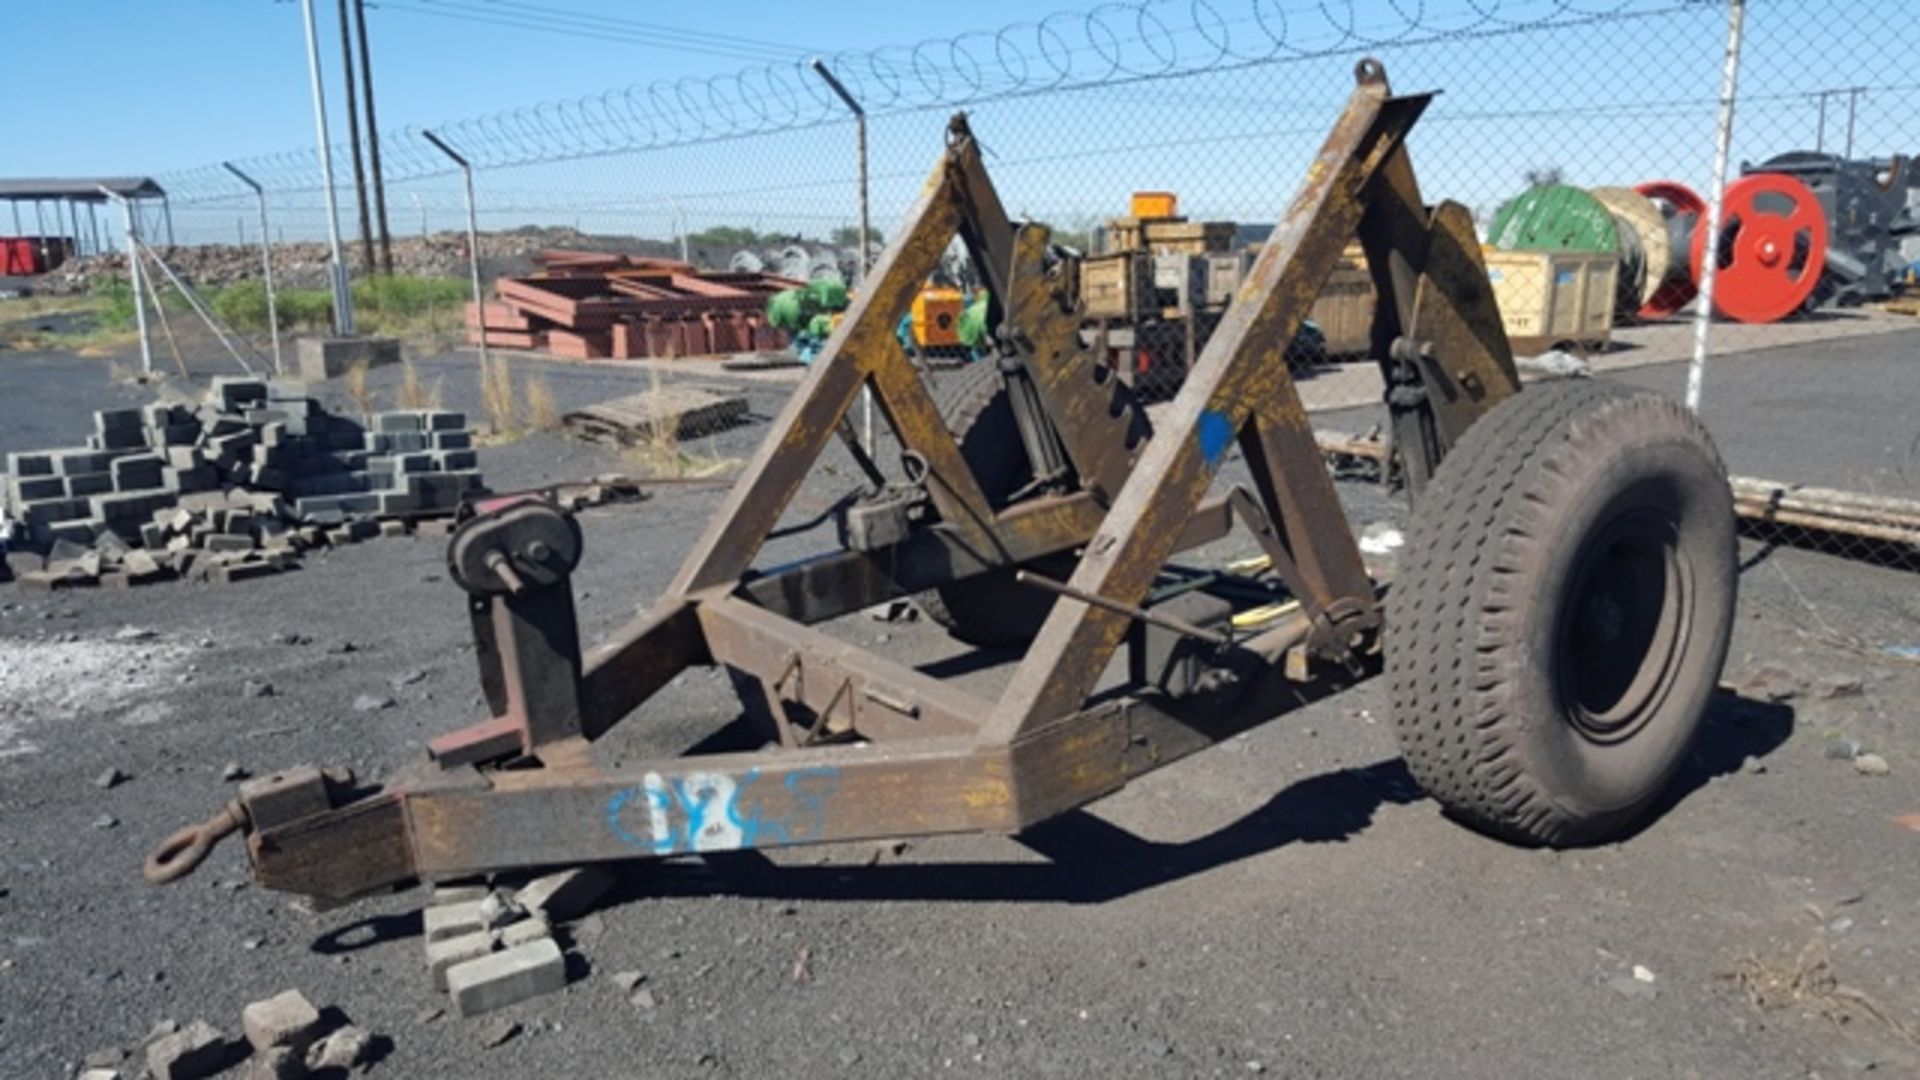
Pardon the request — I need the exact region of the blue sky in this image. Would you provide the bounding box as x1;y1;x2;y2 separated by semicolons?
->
0;1;1041;175
3;1;1914;247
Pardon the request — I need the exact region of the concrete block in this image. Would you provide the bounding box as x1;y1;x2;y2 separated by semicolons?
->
94;407;144;433
97;425;147;451
431;430;473;450
111;454;166;490
376;490;418;516
425;411;468;431
91;491;173;523
64;471;114;497
240;989;322;1054
146;1019;236;1080
204;534;255;553
446;937;566;1018
252;467;289;491
498;915;552;950
378;519;406;538
427;931;496;991
244;408;290;427
164;465;217;494
51;448;118;476
210;560;281;584
20;495;91;526
160;422;201;445
294;498;347;525
7;474;64;502
295;336;400;382
423;899;488;942
433;449;479;472
7;451;54;477
372;411;425;433
212;376;269;411
405;471;484;509
345;516;380;538
304;1026;371;1073
165;445;204;470
514;866;613;922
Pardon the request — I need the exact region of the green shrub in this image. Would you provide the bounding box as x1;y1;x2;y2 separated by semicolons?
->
89;279;138;329
353;276;468;317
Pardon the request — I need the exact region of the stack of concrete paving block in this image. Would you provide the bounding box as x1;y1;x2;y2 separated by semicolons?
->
1;375;487;590
421;867;612;1017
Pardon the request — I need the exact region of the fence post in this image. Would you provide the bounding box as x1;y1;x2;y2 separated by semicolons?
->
420;129;488;370
100;187;153;377
1688;0;1748;413
223;162;283;376
809;58;874;454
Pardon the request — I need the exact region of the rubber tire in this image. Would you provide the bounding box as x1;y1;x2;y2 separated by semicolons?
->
916;361;1067;648
1386;379;1736;846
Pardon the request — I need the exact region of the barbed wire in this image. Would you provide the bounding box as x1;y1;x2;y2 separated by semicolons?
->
159;0;1702;202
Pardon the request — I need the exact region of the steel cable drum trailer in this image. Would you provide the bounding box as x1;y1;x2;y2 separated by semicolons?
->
146;62;1739;905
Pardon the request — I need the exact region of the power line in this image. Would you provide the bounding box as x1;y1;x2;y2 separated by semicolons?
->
368;0;812;63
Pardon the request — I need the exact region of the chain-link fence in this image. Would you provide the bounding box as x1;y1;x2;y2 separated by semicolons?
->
119;0;1920;573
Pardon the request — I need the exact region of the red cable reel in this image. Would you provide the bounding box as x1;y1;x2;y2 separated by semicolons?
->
1690;172;1829;324
1633;180;1706;319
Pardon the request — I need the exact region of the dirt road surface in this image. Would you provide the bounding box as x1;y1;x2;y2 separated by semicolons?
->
2;332;1917;1078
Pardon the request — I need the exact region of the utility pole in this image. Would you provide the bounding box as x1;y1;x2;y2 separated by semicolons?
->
336;0;376;275
300;0;354;334
352;0;394;275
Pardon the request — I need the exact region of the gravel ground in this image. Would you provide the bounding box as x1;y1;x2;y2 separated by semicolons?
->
2;336;1917;1079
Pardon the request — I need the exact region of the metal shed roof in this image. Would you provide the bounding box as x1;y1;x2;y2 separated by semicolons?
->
0;178;167;201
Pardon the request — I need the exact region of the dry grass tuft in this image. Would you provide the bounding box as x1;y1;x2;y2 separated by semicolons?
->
1723;933;1917;1044
524;372;563;432
396;358;435;410
620;366;740;479
480;354;519;434
345;358;376;418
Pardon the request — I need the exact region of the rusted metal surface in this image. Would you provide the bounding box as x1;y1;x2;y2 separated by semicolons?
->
149;60;1517;905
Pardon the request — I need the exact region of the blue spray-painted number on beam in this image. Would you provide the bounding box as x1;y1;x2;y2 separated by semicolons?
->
1197;408;1234;468
605;766;843;856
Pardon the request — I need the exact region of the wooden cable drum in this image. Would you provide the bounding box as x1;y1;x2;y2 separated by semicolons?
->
1591;186;1671;318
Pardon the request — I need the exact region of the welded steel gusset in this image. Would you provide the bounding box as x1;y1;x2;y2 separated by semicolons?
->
146;60;1519;902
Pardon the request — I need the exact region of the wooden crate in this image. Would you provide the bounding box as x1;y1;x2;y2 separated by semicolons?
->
1311;264;1376;356
1484;249;1618;353
1102;216;1179;254
1143;220;1235;256
1081;252;1151;319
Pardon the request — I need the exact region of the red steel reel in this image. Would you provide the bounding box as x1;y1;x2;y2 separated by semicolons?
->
1691;172;1828;324
1633;179;1705;318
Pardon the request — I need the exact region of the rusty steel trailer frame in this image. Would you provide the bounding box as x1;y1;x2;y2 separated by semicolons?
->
148;62;1520;902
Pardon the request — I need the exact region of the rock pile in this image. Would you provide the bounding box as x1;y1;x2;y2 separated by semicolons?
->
1;376;484;588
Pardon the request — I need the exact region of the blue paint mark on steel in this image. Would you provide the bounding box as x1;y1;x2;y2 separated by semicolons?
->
1197;408;1234;467
606;765;843;855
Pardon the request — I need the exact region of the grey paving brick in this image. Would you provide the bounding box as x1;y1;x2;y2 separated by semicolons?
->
445;937;566;1017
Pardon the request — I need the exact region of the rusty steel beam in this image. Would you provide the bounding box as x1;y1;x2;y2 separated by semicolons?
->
984;62;1422;739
